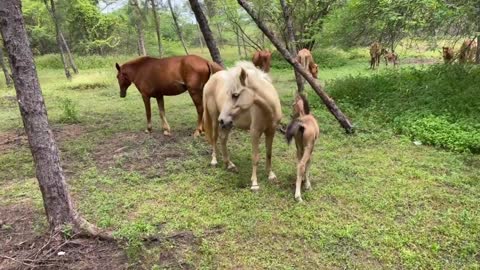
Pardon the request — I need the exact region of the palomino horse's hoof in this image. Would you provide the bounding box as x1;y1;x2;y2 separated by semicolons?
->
305;182;311;190
295;196;303;203
250;185;260;192
210;160;218;167
163;130;171;136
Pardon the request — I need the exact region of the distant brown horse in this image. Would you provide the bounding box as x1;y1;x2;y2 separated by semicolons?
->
252;50;272;72
296;49;318;79
115;55;223;136
286;94;319;202
384;50;399;67
369;42;387;69
459;39;478;64
442;47;454;64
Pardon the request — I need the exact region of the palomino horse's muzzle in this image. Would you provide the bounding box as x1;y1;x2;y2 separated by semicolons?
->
219;118;233;129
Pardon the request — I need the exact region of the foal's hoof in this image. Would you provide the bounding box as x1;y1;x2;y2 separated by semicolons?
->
250;185;260;192
268;172;277;182
145;128;152;134
193;130;201;138
163;130;171;136
295;195;303;203
210;160;218;167
227;164;238;172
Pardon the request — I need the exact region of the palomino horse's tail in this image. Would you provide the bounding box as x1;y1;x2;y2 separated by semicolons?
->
286;119;304;145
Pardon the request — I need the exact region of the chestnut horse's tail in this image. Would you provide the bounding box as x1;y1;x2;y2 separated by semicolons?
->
207;61;224;77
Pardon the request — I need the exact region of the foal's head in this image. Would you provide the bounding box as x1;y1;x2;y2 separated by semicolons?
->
115;63;132;98
309;64;319;79
293;94;310;117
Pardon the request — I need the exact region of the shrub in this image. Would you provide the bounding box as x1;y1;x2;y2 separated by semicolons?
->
59;98;80;124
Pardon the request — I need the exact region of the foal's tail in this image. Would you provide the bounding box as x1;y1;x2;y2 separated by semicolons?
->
286;119;304;145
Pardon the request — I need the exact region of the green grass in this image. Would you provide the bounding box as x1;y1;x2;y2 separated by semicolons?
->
0;51;479;269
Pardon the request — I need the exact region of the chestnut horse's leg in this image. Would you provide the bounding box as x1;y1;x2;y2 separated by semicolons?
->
265;128;277;181
250;130;261;191
142;96;152;133
156;96;171;136
187;89;203;137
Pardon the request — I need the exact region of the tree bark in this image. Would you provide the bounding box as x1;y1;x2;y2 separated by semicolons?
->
149;0;163;57
280;0;304;93
59;32;78;74
130;0;147;56
44;0;71;80
0;46;13;87
167;0;189;55
188;0;224;67
238;0;354;134
235;25;242;58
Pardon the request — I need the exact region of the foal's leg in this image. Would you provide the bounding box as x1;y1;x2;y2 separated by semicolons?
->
304;145;315;191
250;130;261;191
187;89;204;137
219;129;236;171
156;96;171;136
265;129;276;181
142;96;152;133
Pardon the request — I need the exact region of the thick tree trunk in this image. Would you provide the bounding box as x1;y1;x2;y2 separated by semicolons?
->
238;0;354;134
188;0;224;67
149;0;163;57
167;0;189;55
0;47;13;87
130;0;147;56
44;0;71;80
0;0;112;238
280;0;304;93
59;32;78;74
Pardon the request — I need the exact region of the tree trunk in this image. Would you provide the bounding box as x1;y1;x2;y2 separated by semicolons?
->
130;0;147;56
149;0;163;57
216;24;223;48
476;35;480;64
238;0;354;134
235;26;242;58
188;0;224;67
197;24;204;53
59;32;78;74
44;0;71;80
241;31;248;58
280;0;304;93
0;46;13;87
167;0;189;55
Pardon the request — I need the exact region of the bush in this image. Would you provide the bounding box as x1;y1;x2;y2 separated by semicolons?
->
59;98;80;124
314;64;480;152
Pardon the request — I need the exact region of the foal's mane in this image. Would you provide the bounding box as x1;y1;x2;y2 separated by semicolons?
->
297;94;310;115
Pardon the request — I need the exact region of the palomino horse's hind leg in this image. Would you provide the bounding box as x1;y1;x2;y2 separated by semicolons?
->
156;96;171;136
142;96;152;133
250;130;261;191
265;129;277;181
210;119;219;166
219;129;236;171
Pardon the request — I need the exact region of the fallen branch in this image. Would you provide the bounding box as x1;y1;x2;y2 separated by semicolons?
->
0;255;38;268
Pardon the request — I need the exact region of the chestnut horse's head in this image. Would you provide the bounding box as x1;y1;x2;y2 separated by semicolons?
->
115;63;131;98
309;63;319;79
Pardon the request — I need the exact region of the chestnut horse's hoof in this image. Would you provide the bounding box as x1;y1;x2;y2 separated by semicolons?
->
145;128;152;134
163;130;171;136
193;130;202;138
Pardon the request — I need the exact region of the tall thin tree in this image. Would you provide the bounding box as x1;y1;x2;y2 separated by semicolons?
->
237;0;354;133
0;0;110;237
188;0;224;67
130;0;147;56
0;44;13;87
149;0;163;57
167;0;189;55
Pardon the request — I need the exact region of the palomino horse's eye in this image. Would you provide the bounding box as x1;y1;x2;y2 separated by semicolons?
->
232;93;239;99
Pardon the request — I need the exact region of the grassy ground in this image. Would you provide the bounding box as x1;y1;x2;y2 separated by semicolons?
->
0;53;479;269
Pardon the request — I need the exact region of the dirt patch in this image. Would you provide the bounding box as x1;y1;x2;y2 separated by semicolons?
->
0;124;86;154
0;203;128;270
93;130;192;178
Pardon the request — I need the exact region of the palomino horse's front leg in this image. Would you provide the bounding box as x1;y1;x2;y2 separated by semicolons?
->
142;96;152;133
219;129;236;171
156;96;171;136
265;129;277;181
250;130;261;191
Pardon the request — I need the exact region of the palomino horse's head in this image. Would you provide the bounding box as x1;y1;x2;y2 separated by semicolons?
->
218;68;255;129
115;63;132;98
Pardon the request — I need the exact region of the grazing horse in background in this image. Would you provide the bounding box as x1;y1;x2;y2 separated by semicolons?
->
252;50;272;72
296;48;318;79
369;42;386;69
286;94;320;202
459;39;478;64
384;50;399;67
115;55;223;136
442;47;454;64
203;61;282;191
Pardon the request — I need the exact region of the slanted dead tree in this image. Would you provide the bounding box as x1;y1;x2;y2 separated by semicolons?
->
0;0;110;238
280;0;304;93
167;0;189;55
188;0;224;67
237;0;354;133
149;0;163;57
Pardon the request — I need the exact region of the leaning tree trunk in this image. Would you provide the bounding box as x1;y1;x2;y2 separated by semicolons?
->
238;0;354;134
149;0;163;57
0;46;13;87
0;0;111;238
280;0;304;93
44;0;71;80
188;0;224;67
167;0;189;55
59;32;78;74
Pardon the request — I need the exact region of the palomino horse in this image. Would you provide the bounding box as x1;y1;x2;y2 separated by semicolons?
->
252;50;272;72
296;49;318;79
115;55;223;136
203;62;282;190
286;94;320;202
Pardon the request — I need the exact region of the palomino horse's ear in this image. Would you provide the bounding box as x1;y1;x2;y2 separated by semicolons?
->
239;68;247;86
115;63;121;71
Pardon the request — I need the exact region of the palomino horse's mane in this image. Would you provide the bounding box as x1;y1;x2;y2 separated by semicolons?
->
233;61;272;83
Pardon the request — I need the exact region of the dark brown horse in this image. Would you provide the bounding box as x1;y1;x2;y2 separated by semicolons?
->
115;55;223;136
252;50;272;72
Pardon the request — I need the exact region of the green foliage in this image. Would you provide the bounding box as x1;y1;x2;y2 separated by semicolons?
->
35;54;134;69
320;64;480;152
59;98;79;123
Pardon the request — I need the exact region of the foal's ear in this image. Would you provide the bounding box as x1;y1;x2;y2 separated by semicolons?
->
115;63;121;71
239;68;247;86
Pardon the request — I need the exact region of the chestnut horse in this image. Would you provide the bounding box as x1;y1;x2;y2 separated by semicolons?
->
369;42;387;69
442;47;454;64
286;94;319;202
203;61;282;191
296;49;318;79
252;50;272;72
115;55;223;136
